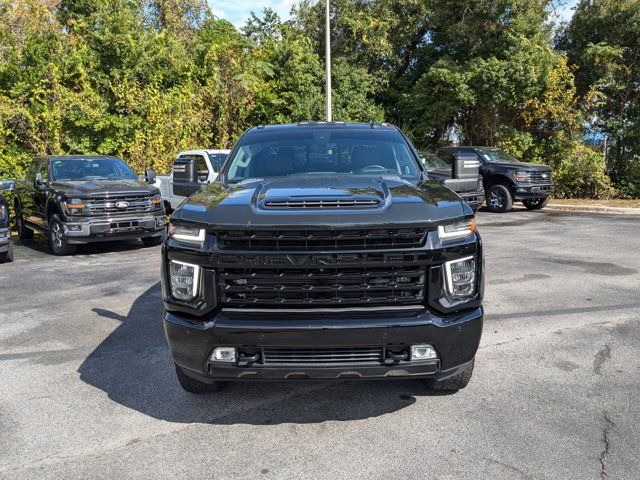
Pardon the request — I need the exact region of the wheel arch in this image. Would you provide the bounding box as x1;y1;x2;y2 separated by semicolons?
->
484;173;514;191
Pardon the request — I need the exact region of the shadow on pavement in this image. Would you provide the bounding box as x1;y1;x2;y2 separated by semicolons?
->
78;283;446;425
14;234;149;257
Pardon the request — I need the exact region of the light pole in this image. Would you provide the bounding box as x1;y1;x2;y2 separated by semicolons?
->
325;0;332;122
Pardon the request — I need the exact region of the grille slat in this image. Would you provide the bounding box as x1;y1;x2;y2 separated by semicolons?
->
262;347;383;365
216;228;427;250
82;195;158;215
219;265;425;308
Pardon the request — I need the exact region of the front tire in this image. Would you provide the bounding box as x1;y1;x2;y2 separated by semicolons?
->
175;364;224;394
48;214;77;256
425;359;475;392
487;184;513;213
523;197;549;210
0;243;13;263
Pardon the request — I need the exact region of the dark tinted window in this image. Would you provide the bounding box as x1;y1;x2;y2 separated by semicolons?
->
50;158;137;181
208;153;228;172
225;128;421;182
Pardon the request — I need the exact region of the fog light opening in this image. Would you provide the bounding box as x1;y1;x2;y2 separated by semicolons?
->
210;347;237;363
411;344;438;361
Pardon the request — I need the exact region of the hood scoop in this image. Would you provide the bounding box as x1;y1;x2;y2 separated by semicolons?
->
263;197;380;209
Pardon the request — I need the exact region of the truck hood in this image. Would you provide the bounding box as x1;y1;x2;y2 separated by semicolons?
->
50;179;159;197
172;176;469;228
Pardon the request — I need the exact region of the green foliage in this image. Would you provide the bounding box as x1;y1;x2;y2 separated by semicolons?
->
552;142;616;199
0;0;637;199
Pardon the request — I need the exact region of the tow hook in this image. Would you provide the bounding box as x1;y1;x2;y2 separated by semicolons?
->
384;350;408;365
237;352;260;366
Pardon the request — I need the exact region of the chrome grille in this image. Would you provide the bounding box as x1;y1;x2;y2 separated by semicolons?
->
263;199;380;209
215;228;427;250
525;171;553;184
84;196;156;215
262;347;383;365
218;265;426;308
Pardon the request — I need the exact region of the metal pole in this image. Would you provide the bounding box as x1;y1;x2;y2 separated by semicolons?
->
325;0;332;122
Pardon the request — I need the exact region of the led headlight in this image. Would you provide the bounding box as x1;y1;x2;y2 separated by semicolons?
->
515;171;531;182
169;260;200;301
444;256;477;298
150;194;162;208
438;218;475;241
168;222;205;244
64;197;85;214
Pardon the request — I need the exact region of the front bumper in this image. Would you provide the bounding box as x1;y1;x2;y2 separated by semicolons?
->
0;228;10;252
164;306;483;381
62;214;166;244
513;183;554;200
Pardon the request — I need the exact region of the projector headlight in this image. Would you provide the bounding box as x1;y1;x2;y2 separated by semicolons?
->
444;256;477;298
169;260;200;301
438;218;475;241
168;222;205;244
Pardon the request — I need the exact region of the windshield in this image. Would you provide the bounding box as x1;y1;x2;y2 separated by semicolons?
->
477;148;520;163
224;128;421;182
51;158;137;181
420;153;449;170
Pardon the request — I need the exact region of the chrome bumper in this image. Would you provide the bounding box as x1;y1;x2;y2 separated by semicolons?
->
63;215;166;237
0;227;10;245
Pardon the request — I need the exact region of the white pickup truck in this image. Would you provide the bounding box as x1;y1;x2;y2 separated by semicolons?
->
155;149;230;211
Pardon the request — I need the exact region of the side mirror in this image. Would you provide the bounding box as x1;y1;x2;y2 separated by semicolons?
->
145;169;156;184
452;153;480;179
34;172;45;189
0;179;15;191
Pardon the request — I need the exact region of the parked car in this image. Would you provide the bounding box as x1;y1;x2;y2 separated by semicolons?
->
14;155;166;255
435;147;553;212
155;149;230;212
0;179;14;263
163;122;484;394
419;151;484;211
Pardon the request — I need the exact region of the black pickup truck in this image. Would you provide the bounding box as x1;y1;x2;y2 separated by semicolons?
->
436;147;553;212
0;180;14;262
420;152;484;211
14;155;166;255
163;122;484;394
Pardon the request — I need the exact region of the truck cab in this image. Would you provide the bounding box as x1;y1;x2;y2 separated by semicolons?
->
155;149;230;212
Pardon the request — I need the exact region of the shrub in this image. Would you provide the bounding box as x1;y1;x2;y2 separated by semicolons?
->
552;142;616;199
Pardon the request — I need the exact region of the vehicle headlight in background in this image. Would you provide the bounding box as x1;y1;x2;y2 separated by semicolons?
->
444;256;477;298
151;194;162;208
0;204;6;221
64;197;85;214
438;218;475;241
169;260;200;301
168;222;205;244
515;171;531;182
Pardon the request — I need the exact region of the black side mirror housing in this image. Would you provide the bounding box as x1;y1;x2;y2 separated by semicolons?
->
145;169;156;184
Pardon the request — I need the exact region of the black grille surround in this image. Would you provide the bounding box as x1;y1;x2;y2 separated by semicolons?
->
522;171;553;184
78;194;161;216
215;227;427;251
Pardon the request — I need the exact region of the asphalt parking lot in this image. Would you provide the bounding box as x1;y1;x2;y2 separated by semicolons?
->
1;208;639;480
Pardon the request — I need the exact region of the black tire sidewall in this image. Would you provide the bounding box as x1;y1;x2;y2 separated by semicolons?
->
48;215;76;256
487;184;513;213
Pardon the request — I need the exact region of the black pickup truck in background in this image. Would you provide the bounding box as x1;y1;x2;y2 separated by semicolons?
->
436;147;554;213
0;180;14;262
163;122;484;394
14;155;166;255
420;152;484;212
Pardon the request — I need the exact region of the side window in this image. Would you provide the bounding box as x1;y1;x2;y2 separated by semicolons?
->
37;160;50;182
195;155;208;182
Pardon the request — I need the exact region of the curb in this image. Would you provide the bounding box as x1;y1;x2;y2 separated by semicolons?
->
546;204;640;216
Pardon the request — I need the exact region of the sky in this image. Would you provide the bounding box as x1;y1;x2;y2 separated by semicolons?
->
209;0;579;30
